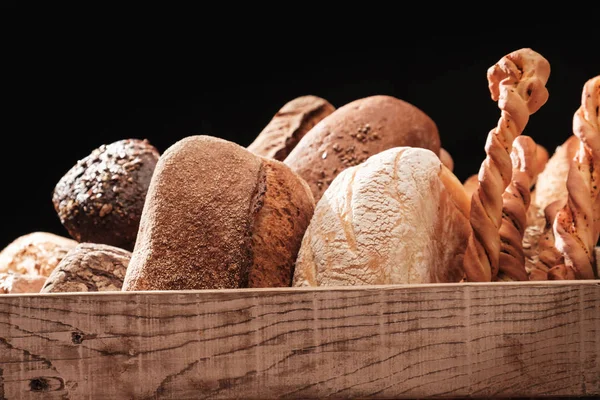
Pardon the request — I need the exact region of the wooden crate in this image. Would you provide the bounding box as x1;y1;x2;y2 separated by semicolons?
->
1;280;599;399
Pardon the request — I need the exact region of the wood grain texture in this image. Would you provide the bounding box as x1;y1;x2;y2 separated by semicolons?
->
0;281;599;399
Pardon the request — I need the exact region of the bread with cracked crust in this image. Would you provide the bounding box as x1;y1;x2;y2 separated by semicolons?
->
122;135;315;291
283;95;441;203
247;95;335;161
292;146;471;286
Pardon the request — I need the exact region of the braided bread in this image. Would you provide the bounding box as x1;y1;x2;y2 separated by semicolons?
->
497;136;539;281
528;200;565;280
523;135;579;278
552;76;600;280
463;48;551;282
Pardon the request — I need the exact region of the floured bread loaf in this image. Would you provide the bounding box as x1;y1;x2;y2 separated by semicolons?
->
247;95;335;161
0;232;77;277
284;95;441;203
1;273;46;294
122;135;315;291
532;135;579;212
524;135;579;276
292;147;471;286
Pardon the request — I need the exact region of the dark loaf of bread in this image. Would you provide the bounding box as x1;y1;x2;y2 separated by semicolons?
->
52;139;160;251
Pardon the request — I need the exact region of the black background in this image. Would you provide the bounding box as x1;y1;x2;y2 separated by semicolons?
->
2;13;599;248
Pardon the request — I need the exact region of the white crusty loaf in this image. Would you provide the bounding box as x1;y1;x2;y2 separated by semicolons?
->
292;146;471;286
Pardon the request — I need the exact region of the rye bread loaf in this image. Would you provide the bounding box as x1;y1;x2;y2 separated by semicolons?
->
0;232;77;277
247;95;335;161
292;147;471;286
122;135;315;291
283;95;441;202
41;243;131;293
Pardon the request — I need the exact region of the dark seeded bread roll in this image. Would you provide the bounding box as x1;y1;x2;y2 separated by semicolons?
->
122;135;315;291
0;232;77;277
52;139;160;251
247;95;335;161
283;95;441;202
41;243;131;293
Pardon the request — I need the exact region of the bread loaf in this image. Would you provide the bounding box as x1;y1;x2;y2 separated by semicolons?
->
523;135;579;277
0;232;77;277
41;243;131;293
532;135;579;212
283;95;441;202
52;139;160;251
1;273;46;294
122;135;315;291
551;76;600;280
292;147;471;286
247;95;335;160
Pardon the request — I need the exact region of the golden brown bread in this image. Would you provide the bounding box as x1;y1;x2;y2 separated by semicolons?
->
464;143;546;208
523;136;579;278
292;147;471;286
497;136;539;281
439;148;454;172
463;48;550;282
122;135;315;291
463;174;479;199
247;95;335;161
283;95;441;202
41;243;131;293
552;76;600;280
0;232;77;277
533;135;579;211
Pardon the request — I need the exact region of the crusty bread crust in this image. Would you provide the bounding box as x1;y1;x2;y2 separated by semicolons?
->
0;232;77;277
284;95;441;203
122;136;263;290
41;243;131;293
248;159;315;287
247;95;335;161
292;147;471;287
1;273;46;294
533;135;579;212
122;135;315;291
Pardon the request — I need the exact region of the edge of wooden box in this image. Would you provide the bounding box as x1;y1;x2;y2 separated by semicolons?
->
2;280;599;399
3;278;600;298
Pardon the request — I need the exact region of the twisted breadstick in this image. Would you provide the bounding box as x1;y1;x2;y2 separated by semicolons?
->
463;48;550;282
497;136;539;281
552;76;600;280
528;200;564;280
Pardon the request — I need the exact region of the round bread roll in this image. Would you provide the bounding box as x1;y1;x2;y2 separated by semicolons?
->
247;95;335;161
283;95;441;202
292;146;471;286
52;138;160;251
0;232;77;276
1;273;47;294
41;243;131;293
122;135;315;291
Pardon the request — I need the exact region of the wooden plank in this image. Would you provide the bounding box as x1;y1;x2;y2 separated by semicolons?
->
0;281;599;399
